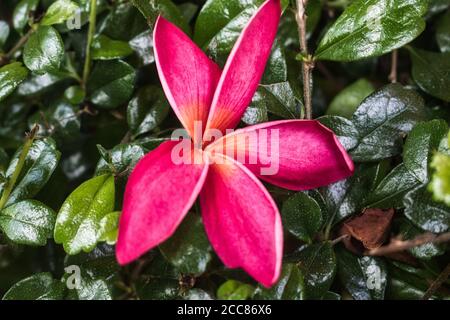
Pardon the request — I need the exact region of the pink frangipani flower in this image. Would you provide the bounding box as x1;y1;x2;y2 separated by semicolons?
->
116;0;354;287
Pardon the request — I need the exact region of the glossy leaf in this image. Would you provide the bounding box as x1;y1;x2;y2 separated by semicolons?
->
0;21;10;48
315;0;427;61
399;219;445;259
326;79;374;119
2;273;65;300
318;115;359;151
4;138;60;206
404;185;450;233
336;247;387;300
429;151;450;206
160;213;212;275
253;263;305;300
217;280;254;300
99;211;120;245
127;85;170;137
408;47;450;102
91;35;133;60
282;192;323;243
291;242;336;299
350;84;425;161
96;143;145;176
403;120;448;184
0;200;56;246
436;10;450;52
23;26;64;74
41;0;79;26
13;0;39;32
87;60;135;109
129;30;154;65
0;62;29;103
54;174;115;255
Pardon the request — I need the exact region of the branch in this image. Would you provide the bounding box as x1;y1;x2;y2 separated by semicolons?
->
388;49;398;83
366;231;450;256
82;0;98;87
294;0;314;119
423;263;450;300
0;125;39;211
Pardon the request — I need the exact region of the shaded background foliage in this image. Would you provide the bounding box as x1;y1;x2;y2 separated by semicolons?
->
0;0;449;300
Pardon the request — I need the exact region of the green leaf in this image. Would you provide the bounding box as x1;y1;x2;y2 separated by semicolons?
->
183;289;214;300
367;163;421;208
3;138;60;207
28;100;81;144
0;62;29;103
2;273;65;300
98;211;120;245
408;47;450;102
336;247;387;300
324;163;387;223
41;0;79;26
217;280;254;300
87;60;135;109
100;3;148;41
129;30;154;65
399;219;445;259
23;26;65;74
350;84;425;162
64;85;85;104
13;0;39;32
54;174;115;255
95;143;145;176
315;0;427;61
429;152;450;206
253;263;305;300
160;213;212;275
65;268;113;300
318;115;359;151
91;35;133;60
127;85;170;137
17;72;67;96
0;21;10;48
436;10;450;52
326;78;375;119
0;200;56;246
131;0;189;33
136;277;180;300
404;185;450;233
291;242;336;299
282;192;323;243
403;120;448;184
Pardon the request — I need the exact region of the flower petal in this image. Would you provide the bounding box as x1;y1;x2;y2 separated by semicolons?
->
206;120;354;190
116;140;208;264
200;153;283;287
204;0;281;135
154;16;221;142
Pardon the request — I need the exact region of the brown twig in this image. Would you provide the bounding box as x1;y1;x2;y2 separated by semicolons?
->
366;231;450;256
388;49;398;83
423;263;450;300
294;0;314;119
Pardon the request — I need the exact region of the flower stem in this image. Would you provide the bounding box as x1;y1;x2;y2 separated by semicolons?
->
388;49;398;83
82;0;97;87
0;125;38;211
295;0;314;119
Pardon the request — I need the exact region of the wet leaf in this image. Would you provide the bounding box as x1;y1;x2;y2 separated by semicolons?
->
13;0;39;33
0;62;29;103
217;280;254;300
315;0;427;61
92;35;133;60
23;26;64;74
160;213;212;275
2;273;65;300
54;174;115;255
0;200;56;246
41;0;79;26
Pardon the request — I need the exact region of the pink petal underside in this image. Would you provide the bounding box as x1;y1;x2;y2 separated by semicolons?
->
116;140;208;265
200;153;283;287
204;0;281;135
206;120;355;191
154;17;221;143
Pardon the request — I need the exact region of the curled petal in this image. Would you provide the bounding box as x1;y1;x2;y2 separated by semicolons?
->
204;0;281;135
154;16;221;143
200;154;283;287
116;140;208;264
206;120;354;190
